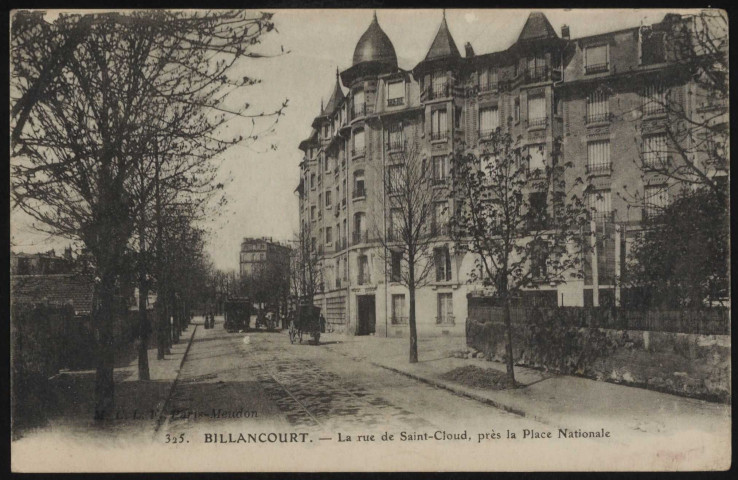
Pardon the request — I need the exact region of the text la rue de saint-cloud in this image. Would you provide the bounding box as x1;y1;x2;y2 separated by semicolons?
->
201;428;612;444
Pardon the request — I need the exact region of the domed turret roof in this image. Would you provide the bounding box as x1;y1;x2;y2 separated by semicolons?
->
352;12;397;67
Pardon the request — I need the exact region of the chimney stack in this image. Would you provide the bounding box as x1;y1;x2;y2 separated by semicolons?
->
561;25;570;39
464;42;475;58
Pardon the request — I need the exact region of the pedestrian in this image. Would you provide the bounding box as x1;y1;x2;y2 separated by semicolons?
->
319;313;326;333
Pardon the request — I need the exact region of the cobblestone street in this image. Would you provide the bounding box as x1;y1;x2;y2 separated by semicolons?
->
159;316;546;439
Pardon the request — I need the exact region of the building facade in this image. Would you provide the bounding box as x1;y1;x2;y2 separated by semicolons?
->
297;11;724;336
239;237;291;279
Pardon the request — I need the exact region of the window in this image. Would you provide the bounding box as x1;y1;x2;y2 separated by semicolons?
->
325;226;332;244
528;144;546;172
514;97;520;124
325;190;332;207
643;133;668;169
311;237;316;252
527;95;546;126
642;83;666;115
387;122;403;150
390;251;402;283
434;246;452;282
388;164;404;194
431;71;448;98
318;194;322;216
357;255;370;285
342;219;347;246
527;191;548;230
640;27;666;65
587;140;611;174
479;68;498;92
644;184;669;219
310;173;316;189
353;212;366;244
432;155;450;184
437;293;454;324
310;205;316;220
586;90;610;123
353;89;365;116
479;106;499;138
392;294;407;324
526;54;547;81
431;108;448;140
353;129;365;156
390;208;403;241
387;80;404;106
530;240;549;279
585;45;609;74
353;170;365;198
433;201;449;236
587;189;612;222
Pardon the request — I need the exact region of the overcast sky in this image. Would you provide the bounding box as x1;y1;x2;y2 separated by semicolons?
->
11;8;698;271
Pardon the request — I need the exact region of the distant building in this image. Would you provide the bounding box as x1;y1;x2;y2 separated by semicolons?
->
297;11;723;336
239;237;291;280
11;247;73;275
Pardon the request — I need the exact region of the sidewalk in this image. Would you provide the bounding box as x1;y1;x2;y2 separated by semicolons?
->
322;334;731;440
15;317;201;441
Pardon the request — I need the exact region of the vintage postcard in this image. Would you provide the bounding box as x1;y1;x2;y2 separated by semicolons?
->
10;8;730;472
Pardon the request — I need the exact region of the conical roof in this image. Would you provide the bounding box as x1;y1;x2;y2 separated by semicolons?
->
323;70;345;116
424;12;461;62
517;12;558;42
352;12;398;67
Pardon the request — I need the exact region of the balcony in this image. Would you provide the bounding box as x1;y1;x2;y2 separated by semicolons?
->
527;116;548;128
386;138;406;152
428;84;450;100
478;83;499;94
387;97;404;107
524;66;549;83
585;163;613;176
643;155;671;171
590;210;615;224
351;147;365;158
352;186;367;200
357;273;371;286
585;62;609;75
352;230;369;245
430;131;448;142
586;112;612;125
435;315;455;325
432;177;449;187
391;316;408;325
478;129;497;140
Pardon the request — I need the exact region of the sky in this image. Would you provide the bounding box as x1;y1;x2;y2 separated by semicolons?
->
11;8;698;271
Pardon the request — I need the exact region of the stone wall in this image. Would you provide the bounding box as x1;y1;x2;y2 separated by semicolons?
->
466;308;731;403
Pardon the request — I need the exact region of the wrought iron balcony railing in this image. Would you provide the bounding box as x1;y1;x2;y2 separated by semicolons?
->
352;186;366;199
585;62;609;74
352;230;369;245
525;66;549;83
435;315;455;325
585;112;612;124
528;116;548;128
386;138;406;151
585;163;613;175
430;131;448;141
391;316;408;325
387;97;404;107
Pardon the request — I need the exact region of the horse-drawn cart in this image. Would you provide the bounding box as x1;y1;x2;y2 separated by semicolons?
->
223;296;251;333
289;302;321;345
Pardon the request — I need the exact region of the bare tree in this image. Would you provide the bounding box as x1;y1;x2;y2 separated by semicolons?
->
10;10;287;420
451;133;588;384
624;10;728;208
373;143;445;364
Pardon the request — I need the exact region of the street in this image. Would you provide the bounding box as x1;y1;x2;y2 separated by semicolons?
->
159;316;548;438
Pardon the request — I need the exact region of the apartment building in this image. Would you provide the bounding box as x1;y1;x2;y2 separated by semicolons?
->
297;11;720;336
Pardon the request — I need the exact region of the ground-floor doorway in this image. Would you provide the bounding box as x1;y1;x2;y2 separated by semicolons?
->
357;295;376;335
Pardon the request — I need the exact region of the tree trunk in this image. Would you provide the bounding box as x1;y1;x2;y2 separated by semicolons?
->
94;273;116;421
408;259;418;364
137;208;151;381
503;292;516;385
137;276;150;381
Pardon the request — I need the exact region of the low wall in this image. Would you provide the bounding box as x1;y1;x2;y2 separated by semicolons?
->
466;307;731;403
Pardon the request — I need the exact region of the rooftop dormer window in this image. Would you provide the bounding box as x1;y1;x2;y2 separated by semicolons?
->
387;80;405;106
585;44;609;74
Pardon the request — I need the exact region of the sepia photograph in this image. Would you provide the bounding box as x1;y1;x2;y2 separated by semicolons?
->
9;7;730;472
